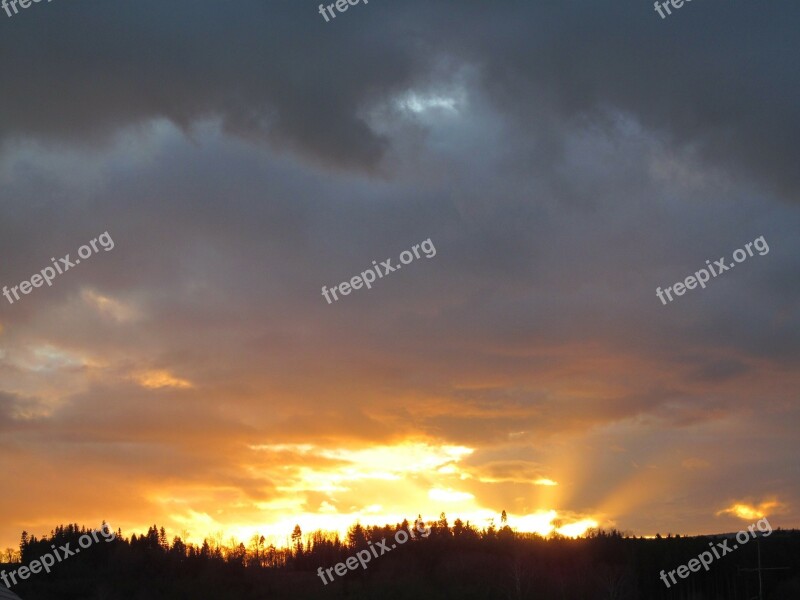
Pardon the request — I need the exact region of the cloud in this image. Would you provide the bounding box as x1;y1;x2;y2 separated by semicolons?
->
717;500;789;521
0;1;796;197
134;369;193;390
0;0;798;547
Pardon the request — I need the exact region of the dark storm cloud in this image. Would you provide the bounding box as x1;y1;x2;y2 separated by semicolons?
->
0;0;418;170
0;1;798;193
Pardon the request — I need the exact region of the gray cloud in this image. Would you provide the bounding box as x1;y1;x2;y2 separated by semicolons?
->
0;1;797;194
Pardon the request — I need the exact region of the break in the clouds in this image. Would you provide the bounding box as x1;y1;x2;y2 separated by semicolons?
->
0;0;798;549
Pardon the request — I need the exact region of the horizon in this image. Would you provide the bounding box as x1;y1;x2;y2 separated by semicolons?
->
4;515;798;556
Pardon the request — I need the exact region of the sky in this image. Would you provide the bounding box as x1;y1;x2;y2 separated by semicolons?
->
0;0;798;550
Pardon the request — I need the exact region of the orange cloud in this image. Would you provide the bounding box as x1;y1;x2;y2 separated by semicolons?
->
135;369;193;390
717;499;788;521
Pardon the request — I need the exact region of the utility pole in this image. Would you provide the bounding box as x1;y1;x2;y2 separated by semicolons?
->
758;540;763;600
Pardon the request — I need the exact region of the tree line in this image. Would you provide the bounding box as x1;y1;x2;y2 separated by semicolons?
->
3;514;799;599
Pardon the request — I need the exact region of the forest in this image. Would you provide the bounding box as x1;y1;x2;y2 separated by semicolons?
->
2;516;799;599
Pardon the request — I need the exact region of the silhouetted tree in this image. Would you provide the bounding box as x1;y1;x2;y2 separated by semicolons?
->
291;524;303;556
7;519;800;600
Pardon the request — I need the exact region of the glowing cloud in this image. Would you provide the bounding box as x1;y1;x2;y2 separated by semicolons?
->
513;510;558;536
250;442;474;489
557;519;599;538
396;92;460;114
135;369;193;390
534;478;559;486
717;500;786;521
